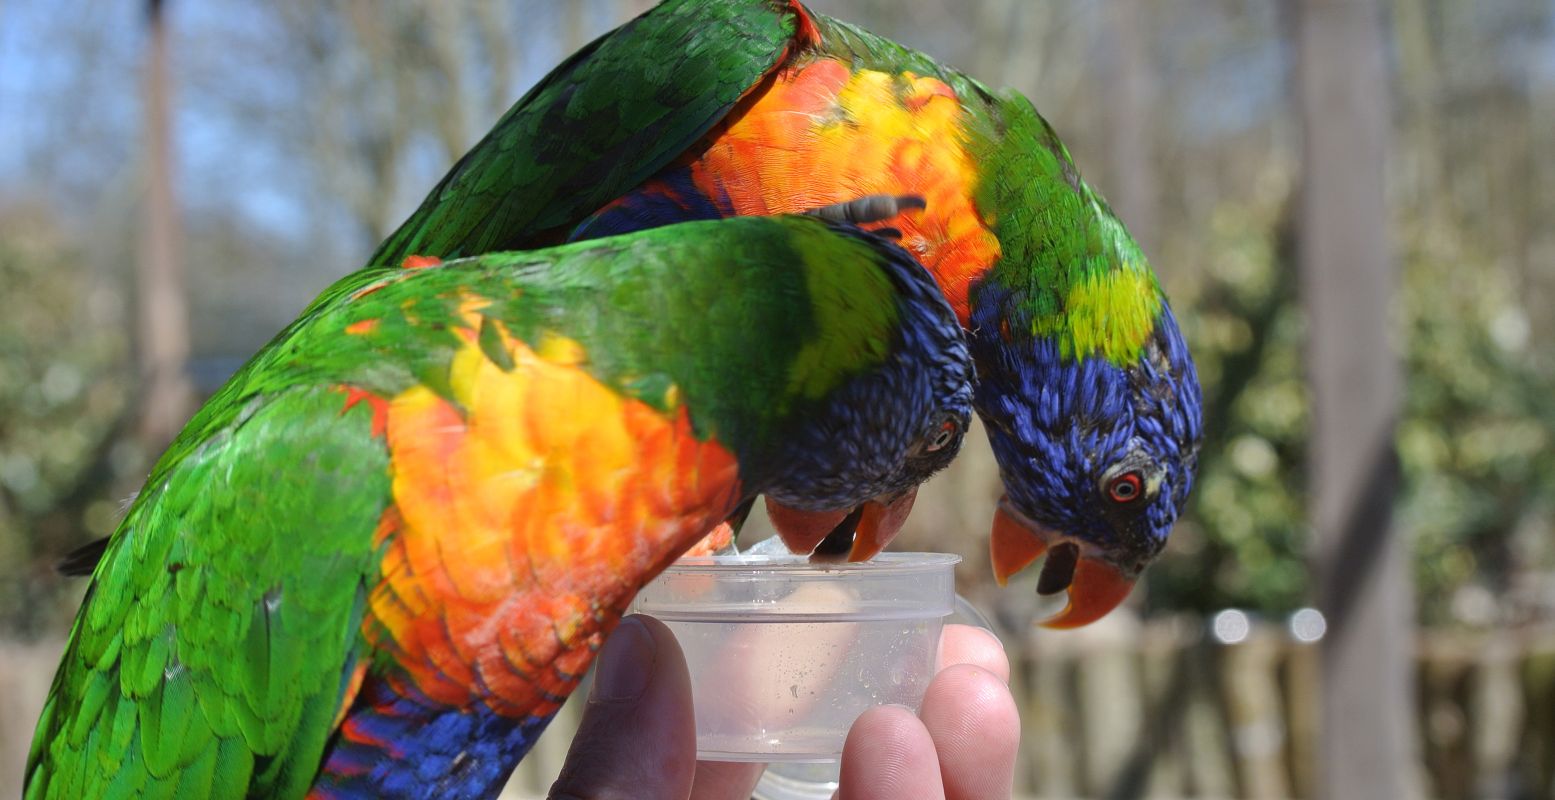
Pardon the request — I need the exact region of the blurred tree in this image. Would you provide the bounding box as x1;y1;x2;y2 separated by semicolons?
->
1146;184;1311;615
136;0;194;448
1294;0;1416;796
1390;0;1555;627
264;0;537;250
1101;0;1158;255
0;208;132;635
1137;0;1555;628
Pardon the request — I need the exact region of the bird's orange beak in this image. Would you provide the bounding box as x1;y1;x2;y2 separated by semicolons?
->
846;488;917;562
766;487;918;563
766;499;848;556
990;496;1135;629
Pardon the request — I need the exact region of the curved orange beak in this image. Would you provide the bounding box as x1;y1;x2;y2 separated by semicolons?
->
990;497;1135;629
846;488;917;562
766;488;918;563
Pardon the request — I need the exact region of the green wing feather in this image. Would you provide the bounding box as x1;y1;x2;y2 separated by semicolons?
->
367;0;801;266
25;389;390;799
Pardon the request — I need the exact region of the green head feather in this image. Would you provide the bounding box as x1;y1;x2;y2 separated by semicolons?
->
970;93;1163;366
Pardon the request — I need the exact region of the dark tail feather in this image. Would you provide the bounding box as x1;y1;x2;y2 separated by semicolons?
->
57;537;110;577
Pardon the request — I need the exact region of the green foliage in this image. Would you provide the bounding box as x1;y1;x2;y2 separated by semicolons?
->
1396;219;1555;626
0;208;131;633
1145;175;1311;615
1144;173;1555;622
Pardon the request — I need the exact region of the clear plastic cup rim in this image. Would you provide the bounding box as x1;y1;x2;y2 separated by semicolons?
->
654;552;960;576
634;552;961;622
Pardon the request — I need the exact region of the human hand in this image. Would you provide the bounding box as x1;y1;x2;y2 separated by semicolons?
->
549;615;1019;799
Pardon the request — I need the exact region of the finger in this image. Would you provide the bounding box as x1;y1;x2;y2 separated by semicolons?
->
550;616;695;800
919;664;1020;800
836;706;947;800
936;624;1010;684
690;761;765;800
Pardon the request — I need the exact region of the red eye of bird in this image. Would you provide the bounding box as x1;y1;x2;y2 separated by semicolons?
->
1107;472;1143;504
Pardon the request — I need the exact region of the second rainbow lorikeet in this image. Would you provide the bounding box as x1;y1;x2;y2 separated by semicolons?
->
365;0;1205;627
26;215;973;799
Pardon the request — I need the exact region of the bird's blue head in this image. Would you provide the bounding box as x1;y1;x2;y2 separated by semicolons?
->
969;265;1203;628
760;217;975;562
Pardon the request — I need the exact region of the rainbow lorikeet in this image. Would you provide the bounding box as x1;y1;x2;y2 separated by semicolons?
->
366;0;1205;627
25;215;974;799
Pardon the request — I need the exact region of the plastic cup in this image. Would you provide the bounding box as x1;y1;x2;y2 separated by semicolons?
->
631;552;959;762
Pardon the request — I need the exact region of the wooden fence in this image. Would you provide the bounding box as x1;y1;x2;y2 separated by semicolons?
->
5;620;1555;798
1001;617;1555;800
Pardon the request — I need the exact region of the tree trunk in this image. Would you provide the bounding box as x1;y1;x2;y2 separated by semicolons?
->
1291;1;1418;798
1102;0;1157;257
136;0;193;448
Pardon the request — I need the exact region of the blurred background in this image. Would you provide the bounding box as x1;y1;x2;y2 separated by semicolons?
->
1;0;1552;797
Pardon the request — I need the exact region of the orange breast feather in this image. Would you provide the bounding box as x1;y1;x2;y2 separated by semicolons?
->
364;304;740;719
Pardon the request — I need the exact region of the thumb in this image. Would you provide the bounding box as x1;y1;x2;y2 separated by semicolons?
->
549;615;696;800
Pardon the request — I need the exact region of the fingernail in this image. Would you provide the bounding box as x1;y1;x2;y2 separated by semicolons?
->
592;616;654;702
